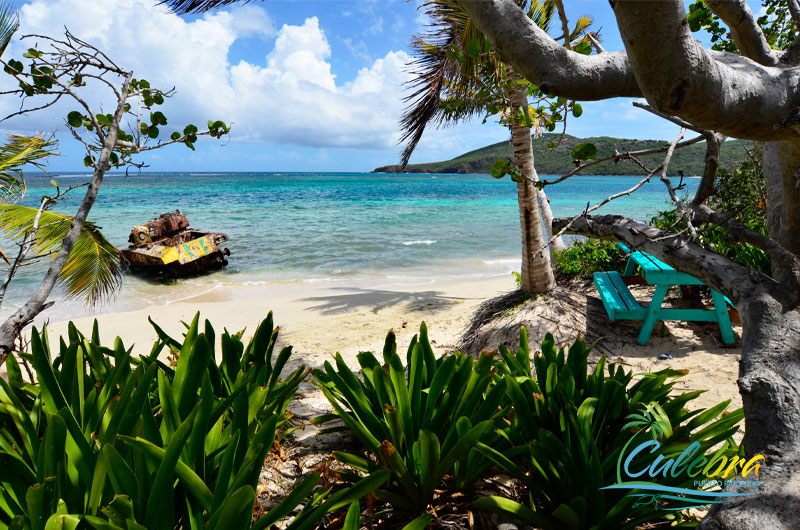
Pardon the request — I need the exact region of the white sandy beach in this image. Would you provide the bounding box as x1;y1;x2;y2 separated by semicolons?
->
3;274;743;414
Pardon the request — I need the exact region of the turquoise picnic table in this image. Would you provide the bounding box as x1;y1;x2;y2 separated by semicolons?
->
593;242;735;345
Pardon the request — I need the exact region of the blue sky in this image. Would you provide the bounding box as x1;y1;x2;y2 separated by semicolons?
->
0;0;760;172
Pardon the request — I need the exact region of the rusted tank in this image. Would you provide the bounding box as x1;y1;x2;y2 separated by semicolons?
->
120;210;230;277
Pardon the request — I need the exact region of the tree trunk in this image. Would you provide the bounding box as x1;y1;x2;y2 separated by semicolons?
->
699;142;800;529
508;75;555;294
535;187;566;252
699;294;800;529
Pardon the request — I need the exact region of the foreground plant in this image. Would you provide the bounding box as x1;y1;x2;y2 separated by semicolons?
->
476;331;745;529
0;312;384;529
312;322;508;518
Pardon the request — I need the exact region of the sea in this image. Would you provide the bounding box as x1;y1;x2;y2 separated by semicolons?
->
2;172;698;323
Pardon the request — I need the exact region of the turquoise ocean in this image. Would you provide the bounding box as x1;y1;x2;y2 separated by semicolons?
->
4;172;697;322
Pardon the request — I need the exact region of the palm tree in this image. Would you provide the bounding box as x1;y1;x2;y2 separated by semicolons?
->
398;0;595;293
0;7;122;309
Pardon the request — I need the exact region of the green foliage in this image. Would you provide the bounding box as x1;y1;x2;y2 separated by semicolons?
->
0;205;122;304
0;134;56;201
0;313;371;529
475;331;745;529
687;0;796;52
377;133;753;176
312;322;508;514
489;158;523;182
553;238;625;278
651;150;770;275
571;142;597;163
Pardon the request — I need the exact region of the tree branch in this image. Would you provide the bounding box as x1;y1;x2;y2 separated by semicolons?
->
691;131;724;206
587;32;605;54
554;0;571;51
789;0;800;30
0;72;132;357
458;0;800;141
0;196;47;311
705;0;778;66
610;0;800;141
451;0;641;100
691;204;800;289
542;134;705;187
552;214;771;303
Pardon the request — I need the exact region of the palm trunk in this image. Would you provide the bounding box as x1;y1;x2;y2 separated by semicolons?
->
508;73;555;294
536;187;566;252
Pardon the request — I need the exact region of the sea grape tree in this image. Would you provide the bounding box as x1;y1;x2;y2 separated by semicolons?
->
453;0;800;526
0;28;230;363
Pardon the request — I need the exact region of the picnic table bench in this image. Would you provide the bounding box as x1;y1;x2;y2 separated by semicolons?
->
593;242;735;345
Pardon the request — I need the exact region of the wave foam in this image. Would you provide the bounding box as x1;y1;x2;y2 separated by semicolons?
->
401;240;437;246
483;258;519;265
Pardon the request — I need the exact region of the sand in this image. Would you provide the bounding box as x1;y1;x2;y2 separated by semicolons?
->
3;274;743;413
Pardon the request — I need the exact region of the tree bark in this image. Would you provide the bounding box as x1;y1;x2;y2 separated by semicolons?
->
445;0;800;523
453;0;800;141
699;297;800;529
704;0;778;66
509;77;555;293
536;187;566;252
767;141;800;256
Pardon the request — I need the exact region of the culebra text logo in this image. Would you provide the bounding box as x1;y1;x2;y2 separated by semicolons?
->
601;402;764;512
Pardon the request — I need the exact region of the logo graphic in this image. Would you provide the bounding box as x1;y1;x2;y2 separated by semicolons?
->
602;403;764;511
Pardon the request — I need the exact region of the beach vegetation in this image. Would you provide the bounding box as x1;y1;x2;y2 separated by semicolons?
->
553;238;626;279
476;331;744;529
454;0;800;523
0;313;382;529
0;311;747;529
312;322;508;516
651;150;771;276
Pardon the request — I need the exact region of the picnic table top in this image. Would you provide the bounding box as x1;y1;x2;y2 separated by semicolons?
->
617;242;705;286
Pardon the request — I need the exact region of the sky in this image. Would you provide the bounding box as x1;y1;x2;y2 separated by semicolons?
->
0;0;758;172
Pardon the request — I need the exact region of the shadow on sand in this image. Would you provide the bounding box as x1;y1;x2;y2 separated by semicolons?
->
300;287;464;315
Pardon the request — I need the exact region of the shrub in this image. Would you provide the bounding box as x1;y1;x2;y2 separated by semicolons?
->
0;313;385;529
553;238;626;278
652;149;771;276
312;322;509;518
475;330;745;529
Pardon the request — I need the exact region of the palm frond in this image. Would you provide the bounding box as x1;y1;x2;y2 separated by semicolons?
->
0;204;122;304
159;0;246;15
569;16;592;42
527;0;556;34
570;16;592;42
0;135;57;202
399;1;503;167
0;2;18;58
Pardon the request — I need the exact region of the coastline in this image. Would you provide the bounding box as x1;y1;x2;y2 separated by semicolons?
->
39;274;514;369
10;272;743;415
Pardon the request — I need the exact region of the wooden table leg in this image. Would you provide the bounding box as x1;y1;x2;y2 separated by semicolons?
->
638;284;669;345
710;289;736;344
623;258;637;277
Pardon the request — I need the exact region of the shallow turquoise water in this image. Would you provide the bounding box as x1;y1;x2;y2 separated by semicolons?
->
4;172;696;320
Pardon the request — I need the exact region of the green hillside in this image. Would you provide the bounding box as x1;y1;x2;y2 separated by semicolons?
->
374;133;752;176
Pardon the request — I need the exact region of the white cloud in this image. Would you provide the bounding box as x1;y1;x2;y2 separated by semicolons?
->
1;0;414;152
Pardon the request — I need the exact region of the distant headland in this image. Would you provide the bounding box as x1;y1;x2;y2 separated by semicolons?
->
374;133;752;176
